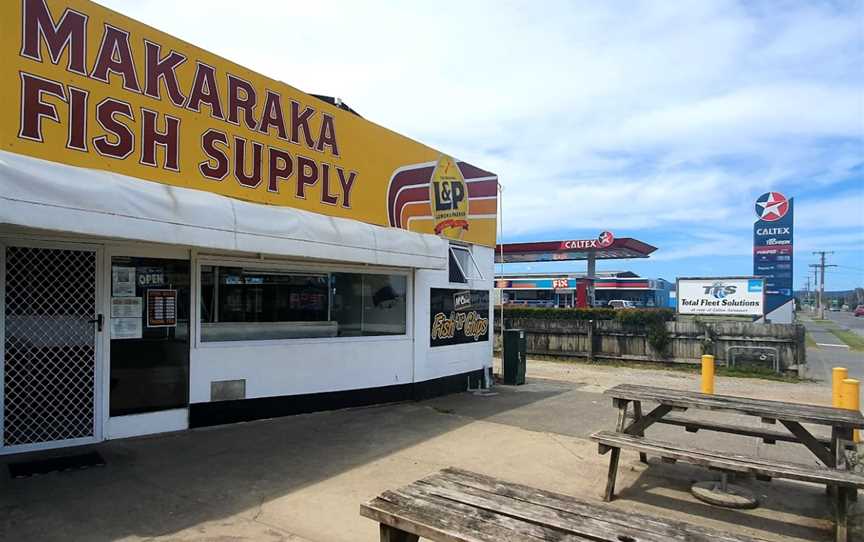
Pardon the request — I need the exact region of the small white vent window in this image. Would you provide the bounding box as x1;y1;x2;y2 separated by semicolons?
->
449;245;483;283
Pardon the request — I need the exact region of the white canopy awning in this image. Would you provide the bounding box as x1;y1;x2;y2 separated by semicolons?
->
0;150;447;269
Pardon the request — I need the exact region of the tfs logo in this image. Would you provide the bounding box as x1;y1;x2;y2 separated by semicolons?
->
703;282;736;299
432;179;465;211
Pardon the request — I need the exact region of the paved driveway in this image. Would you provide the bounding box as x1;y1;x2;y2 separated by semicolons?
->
0;369;859;542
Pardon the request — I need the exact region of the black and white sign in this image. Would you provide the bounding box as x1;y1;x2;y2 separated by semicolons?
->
430;288;490;347
111;266;136;297
110;316;142;339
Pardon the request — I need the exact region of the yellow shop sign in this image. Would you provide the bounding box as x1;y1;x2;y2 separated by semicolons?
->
0;0;498;246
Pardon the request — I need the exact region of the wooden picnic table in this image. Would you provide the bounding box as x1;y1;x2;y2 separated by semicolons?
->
361;467;769;541
595;383;864;542
606;383;864;469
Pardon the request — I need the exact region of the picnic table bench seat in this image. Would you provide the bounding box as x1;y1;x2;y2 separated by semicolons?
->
360;467;769;542
627;411;838;447
591;430;864;494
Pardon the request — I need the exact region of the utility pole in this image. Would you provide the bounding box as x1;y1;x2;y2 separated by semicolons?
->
811;251;837;319
808;265;818;315
808;265;821;315
803;276;810;309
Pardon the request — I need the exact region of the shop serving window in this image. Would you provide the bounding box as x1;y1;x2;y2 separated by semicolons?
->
331;273;407;337
200;266;407;342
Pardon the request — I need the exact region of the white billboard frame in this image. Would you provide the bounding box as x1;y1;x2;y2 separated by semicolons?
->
676;276;765;317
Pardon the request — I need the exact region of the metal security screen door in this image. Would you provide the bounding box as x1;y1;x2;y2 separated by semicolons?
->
2;245;100;451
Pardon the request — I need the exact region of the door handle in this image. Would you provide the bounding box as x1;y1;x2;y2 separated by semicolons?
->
89;314;104;332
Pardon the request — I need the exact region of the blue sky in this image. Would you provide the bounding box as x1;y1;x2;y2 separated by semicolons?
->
104;0;863;289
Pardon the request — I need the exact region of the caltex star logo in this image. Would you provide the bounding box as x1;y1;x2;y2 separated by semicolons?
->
598;230;615;248
754;192;789;222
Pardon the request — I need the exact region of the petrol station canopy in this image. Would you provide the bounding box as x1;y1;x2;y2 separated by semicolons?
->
495;232;657;263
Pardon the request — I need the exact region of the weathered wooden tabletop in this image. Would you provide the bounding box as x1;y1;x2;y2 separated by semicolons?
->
361;467;769;542
606;383;864;428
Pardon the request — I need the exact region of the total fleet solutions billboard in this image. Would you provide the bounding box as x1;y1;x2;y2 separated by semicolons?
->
677;277;765;317
753;192;793;323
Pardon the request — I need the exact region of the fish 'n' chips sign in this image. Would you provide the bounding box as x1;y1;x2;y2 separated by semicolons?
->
430;289;490;347
1;0;498;246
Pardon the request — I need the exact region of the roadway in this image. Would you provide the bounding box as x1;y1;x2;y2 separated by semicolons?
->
801;311;864;381
824;309;864;336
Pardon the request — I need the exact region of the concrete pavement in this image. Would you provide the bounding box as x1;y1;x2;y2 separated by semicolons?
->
800;313;864;382
0;363;860;542
807;346;864;383
803;319;849;350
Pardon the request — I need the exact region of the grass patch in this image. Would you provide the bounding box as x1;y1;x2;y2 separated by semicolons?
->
829;329;864;352
716;365;804;382
527;355;808;383
805;332;818;348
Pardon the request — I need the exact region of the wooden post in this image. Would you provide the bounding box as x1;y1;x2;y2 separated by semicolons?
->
633;401;648;464
605;400;629;501
604;447;621;502
835;488;847;542
834;427;852;542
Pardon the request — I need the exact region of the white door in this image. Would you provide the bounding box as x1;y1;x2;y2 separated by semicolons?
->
1;243;103;453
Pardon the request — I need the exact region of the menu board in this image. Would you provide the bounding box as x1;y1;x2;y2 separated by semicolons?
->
147;289;177;328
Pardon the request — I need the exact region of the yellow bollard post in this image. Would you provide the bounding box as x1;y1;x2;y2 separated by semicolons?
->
833;367;848;407
840;378;860;443
701;355;715;394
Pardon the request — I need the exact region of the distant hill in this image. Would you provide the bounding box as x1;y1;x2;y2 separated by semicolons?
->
795;288;863;306
795;289;855;297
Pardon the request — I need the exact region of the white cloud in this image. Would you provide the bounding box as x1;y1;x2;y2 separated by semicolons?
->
100;0;863;278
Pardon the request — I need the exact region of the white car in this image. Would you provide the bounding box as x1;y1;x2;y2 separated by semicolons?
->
607;300;637;309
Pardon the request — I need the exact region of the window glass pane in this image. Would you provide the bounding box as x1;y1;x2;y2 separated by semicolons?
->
110;257;189;416
200;266;332;341
330;272;363;337
361;274;407;335
330;273;407;337
200;266;407;341
449;249;467;283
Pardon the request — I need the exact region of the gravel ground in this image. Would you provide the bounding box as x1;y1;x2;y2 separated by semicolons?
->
496;356;833;405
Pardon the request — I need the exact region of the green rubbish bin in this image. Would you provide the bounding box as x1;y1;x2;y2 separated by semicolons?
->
502;329;526;385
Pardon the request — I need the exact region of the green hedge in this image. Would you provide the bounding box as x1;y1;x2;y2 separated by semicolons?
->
501;307;674;324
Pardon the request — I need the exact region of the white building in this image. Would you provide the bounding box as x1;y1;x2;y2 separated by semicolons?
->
0;0;497;454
